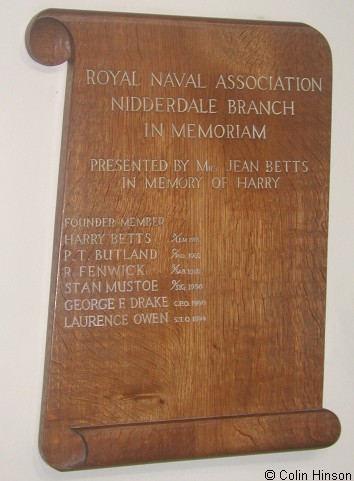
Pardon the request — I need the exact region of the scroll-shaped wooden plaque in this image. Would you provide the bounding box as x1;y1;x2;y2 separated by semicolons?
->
26;9;340;470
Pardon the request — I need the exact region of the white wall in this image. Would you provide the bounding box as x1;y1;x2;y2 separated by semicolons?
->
1;0;353;480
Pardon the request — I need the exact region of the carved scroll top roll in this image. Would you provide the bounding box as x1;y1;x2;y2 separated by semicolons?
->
26;14;73;66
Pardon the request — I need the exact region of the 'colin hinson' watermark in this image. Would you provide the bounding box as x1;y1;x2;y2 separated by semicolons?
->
264;469;352;481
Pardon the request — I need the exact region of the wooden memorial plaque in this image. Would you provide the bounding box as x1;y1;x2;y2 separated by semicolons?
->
26;9;340;470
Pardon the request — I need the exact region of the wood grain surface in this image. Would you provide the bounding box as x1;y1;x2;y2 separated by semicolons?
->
26;9;340;470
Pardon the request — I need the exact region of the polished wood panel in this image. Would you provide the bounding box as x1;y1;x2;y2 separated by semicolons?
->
26;9;340;470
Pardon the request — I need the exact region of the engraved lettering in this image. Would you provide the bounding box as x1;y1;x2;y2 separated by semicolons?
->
86;69;141;86
64;298;115;311
78;264;145;277
228;99;295;116
215;74;322;91
95;249;157;260
236;176;281;189
64;217;115;228
120;217;165;227
64;314;129;328
133;312;169;324
63;233;105;245
129;296;169;308
145;177;203;189
90;158;168;172
171;123;266;139
150;72;207;89
226;160;259;172
111;96;216;113
105;279;158;293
